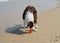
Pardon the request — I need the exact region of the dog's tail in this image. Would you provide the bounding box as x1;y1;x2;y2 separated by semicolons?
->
27;21;34;28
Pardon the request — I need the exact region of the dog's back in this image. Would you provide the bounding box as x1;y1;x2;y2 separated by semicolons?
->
25;12;34;23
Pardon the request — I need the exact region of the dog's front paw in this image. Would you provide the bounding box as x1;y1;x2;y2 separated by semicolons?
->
25;28;30;31
35;25;38;29
32;26;38;31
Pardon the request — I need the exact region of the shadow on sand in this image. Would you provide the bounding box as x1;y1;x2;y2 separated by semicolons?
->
5;24;27;35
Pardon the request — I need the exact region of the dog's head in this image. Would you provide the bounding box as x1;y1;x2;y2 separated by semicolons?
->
27;21;34;28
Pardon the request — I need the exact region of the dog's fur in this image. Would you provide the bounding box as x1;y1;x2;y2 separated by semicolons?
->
22;6;37;29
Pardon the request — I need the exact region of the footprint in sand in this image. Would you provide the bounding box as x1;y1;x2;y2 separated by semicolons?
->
49;33;60;42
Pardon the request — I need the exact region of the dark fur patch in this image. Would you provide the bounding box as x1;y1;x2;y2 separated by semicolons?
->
27;22;34;28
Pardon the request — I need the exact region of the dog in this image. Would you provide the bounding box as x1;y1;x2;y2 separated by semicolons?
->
22;6;38;31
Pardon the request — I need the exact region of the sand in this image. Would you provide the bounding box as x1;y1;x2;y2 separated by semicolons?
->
0;1;60;43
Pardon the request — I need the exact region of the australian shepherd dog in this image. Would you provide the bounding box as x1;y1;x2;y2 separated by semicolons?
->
22;6;38;31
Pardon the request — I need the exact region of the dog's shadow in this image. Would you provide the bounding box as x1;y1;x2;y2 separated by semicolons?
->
5;24;27;35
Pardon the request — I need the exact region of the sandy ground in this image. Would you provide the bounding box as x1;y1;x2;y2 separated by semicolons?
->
0;1;60;43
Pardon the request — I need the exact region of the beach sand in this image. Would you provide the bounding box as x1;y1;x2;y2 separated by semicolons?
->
0;1;60;43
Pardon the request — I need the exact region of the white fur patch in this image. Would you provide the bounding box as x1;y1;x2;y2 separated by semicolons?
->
24;12;34;25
